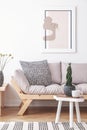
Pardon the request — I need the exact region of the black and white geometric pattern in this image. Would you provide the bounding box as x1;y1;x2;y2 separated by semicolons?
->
0;122;87;130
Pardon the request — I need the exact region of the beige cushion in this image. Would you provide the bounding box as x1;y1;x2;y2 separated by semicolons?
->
76;84;87;94
46;84;64;95
28;84;64;95
14;69;30;93
28;85;46;94
48;63;61;84
62;63;87;84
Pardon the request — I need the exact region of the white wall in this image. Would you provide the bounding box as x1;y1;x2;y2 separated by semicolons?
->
0;0;87;106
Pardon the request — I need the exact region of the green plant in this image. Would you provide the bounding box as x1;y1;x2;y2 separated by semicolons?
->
0;53;13;71
65;63;72;86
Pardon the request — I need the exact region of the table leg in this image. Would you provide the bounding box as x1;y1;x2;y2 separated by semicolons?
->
75;102;81;122
55;101;62;123
69;102;73;128
0;92;2;116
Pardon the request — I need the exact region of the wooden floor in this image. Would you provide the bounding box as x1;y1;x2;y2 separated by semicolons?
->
0;107;87;122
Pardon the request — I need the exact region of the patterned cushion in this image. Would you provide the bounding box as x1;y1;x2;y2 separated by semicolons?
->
27;84;64;95
45;84;64;95
28;85;46;94
20;60;52;86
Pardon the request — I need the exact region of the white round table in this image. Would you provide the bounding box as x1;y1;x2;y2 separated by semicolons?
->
54;95;84;128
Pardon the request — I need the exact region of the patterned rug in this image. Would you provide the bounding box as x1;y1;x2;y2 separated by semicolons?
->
0;122;87;130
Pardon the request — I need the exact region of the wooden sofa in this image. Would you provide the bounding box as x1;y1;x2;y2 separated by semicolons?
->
11;62;87;116
11;77;87;116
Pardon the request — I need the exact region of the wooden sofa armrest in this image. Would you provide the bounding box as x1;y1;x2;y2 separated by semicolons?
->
11;77;54;100
11;77;55;115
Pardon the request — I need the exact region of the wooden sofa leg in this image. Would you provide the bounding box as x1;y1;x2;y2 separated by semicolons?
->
18;99;32;116
19;102;23;108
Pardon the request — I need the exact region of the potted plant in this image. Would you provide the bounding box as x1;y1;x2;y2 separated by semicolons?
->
0;53;13;86
64;63;75;96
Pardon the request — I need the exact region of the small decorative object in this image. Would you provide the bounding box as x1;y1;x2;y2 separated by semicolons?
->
64;63;75;96
0;53;13;86
72;90;83;98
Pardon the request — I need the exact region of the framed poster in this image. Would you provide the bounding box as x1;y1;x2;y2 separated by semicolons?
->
43;7;76;53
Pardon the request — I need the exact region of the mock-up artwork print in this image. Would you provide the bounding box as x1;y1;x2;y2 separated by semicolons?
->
43;8;76;53
43;16;58;41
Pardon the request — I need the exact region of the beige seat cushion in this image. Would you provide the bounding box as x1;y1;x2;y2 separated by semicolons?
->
45;84;64;95
28;84;64;95
76;84;87;94
28;85;46;94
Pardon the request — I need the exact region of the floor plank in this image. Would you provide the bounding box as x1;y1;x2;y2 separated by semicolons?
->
0;107;87;122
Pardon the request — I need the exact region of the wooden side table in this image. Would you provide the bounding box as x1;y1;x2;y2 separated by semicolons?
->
0;84;8;116
54;95;84;128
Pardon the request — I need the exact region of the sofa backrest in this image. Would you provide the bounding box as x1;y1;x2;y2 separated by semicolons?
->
49;62;87;85
61;63;87;84
14;62;87;87
48;63;61;84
